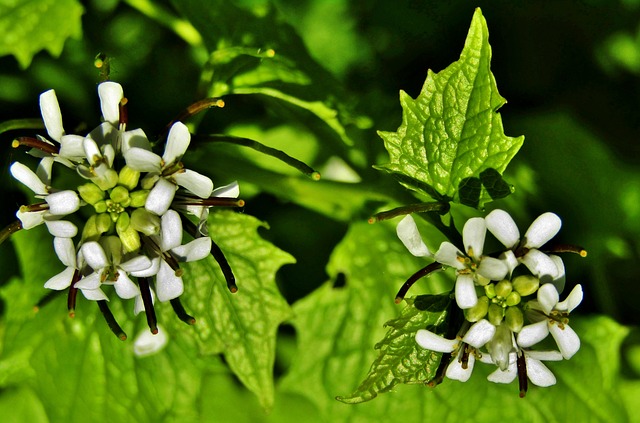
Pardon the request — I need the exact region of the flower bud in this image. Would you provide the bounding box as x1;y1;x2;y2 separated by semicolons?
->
464;296;489;322
118;165;140;190
488;303;504;326
505;306;524;333
495;280;512;298
94;168;119;191
78;183;105;205
118;225;141;253
129;190;150;208
116;212;130;233
513;275;539;297
484;283;496;299
505;291;521;307
96;213;113;234
94;200;108;214
141;174;160;190
130;208;160;236
110;185;130;204
488;323;513;371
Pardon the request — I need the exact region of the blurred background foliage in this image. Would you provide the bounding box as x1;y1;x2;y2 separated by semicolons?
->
1;0;640;421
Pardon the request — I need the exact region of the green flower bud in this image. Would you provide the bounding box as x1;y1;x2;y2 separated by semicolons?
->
513;275;540;297
476;274;490;286
495;280;512;298
130;208;160;236
101;236;122;265
118;165;140;190
81;215;99;242
505;306;524;333
94;168;119;191
488;303;504;326
505;291;521;307
129;190;150;208
464;296;489;322
94;200;108;214
141;174;159;190
96;213;113;234
77;183;105;205
116;212;130;234
110;185;130;204
118;225;141;253
484;283;496;299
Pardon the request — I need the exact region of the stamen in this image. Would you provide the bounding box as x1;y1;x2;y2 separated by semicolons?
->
138;277;158;334
170;298;196;325
162;251;182;274
119;97;128;130
34;290;63;312
173;196;245;208
394;262;444;303
20;203;49;213
516;350;528;398
67;269;82;318
368;202;450;223
460;345;470;370
428;352;453;387
97;300;127;341
545;244;588;257
12;136;59;155
0;220;22;246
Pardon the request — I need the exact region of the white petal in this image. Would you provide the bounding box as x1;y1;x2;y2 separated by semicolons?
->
537;283;559;315
79;287;109;301
455;274;478;309
212;181;240;198
45;220;78;238
525;357;557;387
145;178;176;216
522;249;559;280
396;215;431;257
549;255;566;294
53;237;76;267
131;256;161;278
44;266;75;290
16;209;44;229
526;350;563;361
172;237;211;262
39;89;64;141
462;319;496;348
517;320;550;348
10;162;47;194
556;284;583;313
36;156;53;186
477;257;508;281
549;323;580;359
500;250;519;275
102;144;115;168
434;242;465;269
160;210;183;251
415;329;457;352
133;325;168;357
87;122;118;150
163;122;191;165
462;217;486;257
83;137;102;164
485;209;520;249
121;129;151;153
445;354;475;382
75;273;102;290
113;270;141;299
46;190;80;215
81;242;109;270
487;362;517;384
174;169;214;198
120;255;152;273
524;212;561;248
124;147;162;172
59;135;86;159
155;260;184;302
98;81;123;126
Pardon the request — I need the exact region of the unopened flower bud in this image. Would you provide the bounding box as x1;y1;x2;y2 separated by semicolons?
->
129;190;150;208
505;306;524;333
110;185;130;204
464;296;489;322
513;275;539;297
506;291;521;307
96;213;113;234
130;208;160;236
94;200;107;214
118;165;140;190
495;280;512;298
118;224;140;253
94;168;119;191
78;183;105;205
488;303;504;326
485;283;496;299
116;212;130;233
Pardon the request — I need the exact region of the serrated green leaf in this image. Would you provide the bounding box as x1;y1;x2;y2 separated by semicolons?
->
0;0;83;68
377;8;523;208
337;294;450;403
176;210;294;410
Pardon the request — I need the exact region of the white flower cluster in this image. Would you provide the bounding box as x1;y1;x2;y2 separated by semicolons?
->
397;210;584;396
10;82;241;342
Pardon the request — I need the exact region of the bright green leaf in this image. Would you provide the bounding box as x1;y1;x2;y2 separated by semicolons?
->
377;8;523;208
0;0;84;68
337;294;451;403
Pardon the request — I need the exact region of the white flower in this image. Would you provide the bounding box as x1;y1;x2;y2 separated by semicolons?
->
517;284;583;359
124;121;213;215
483;349;563;390
415;319;496;382
133;325;168;357
434;217;508;309
10;161;80;233
79;237;153;300
485;209;563;280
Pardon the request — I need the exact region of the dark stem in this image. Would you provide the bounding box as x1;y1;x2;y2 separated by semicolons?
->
138;277;158;334
12;136;59;155
0;220;23;246
67;269;82;317
170;298;196;325
516;350;528;398
97;300;127;341
395;262;444;303
369;202;450;223
193;134;320;180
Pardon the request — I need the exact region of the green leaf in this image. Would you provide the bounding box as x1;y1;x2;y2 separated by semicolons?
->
0;0;83;68
376;8;523;208
337;294;451;403
175;211;294;410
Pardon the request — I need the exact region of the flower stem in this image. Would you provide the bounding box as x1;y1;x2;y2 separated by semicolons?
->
97;301;127;341
0;119;44;136
138;277;158;334
0;220;22;246
395;262;444;303
170;298;196;325
369;202;449;223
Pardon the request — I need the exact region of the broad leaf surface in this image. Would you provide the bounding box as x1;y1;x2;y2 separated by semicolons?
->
377;8;523;208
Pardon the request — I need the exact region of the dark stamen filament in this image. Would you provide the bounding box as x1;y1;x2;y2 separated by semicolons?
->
170;298;196;325
67;269;82;317
12;136;59;155
395;262;444;303
0;220;22;246
369;202;450;223
173;196;245;208
516;351;528;398
119;98;128;130
545;244;588;257
34;290;62;312
97;300;127;341
138;277;158;334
